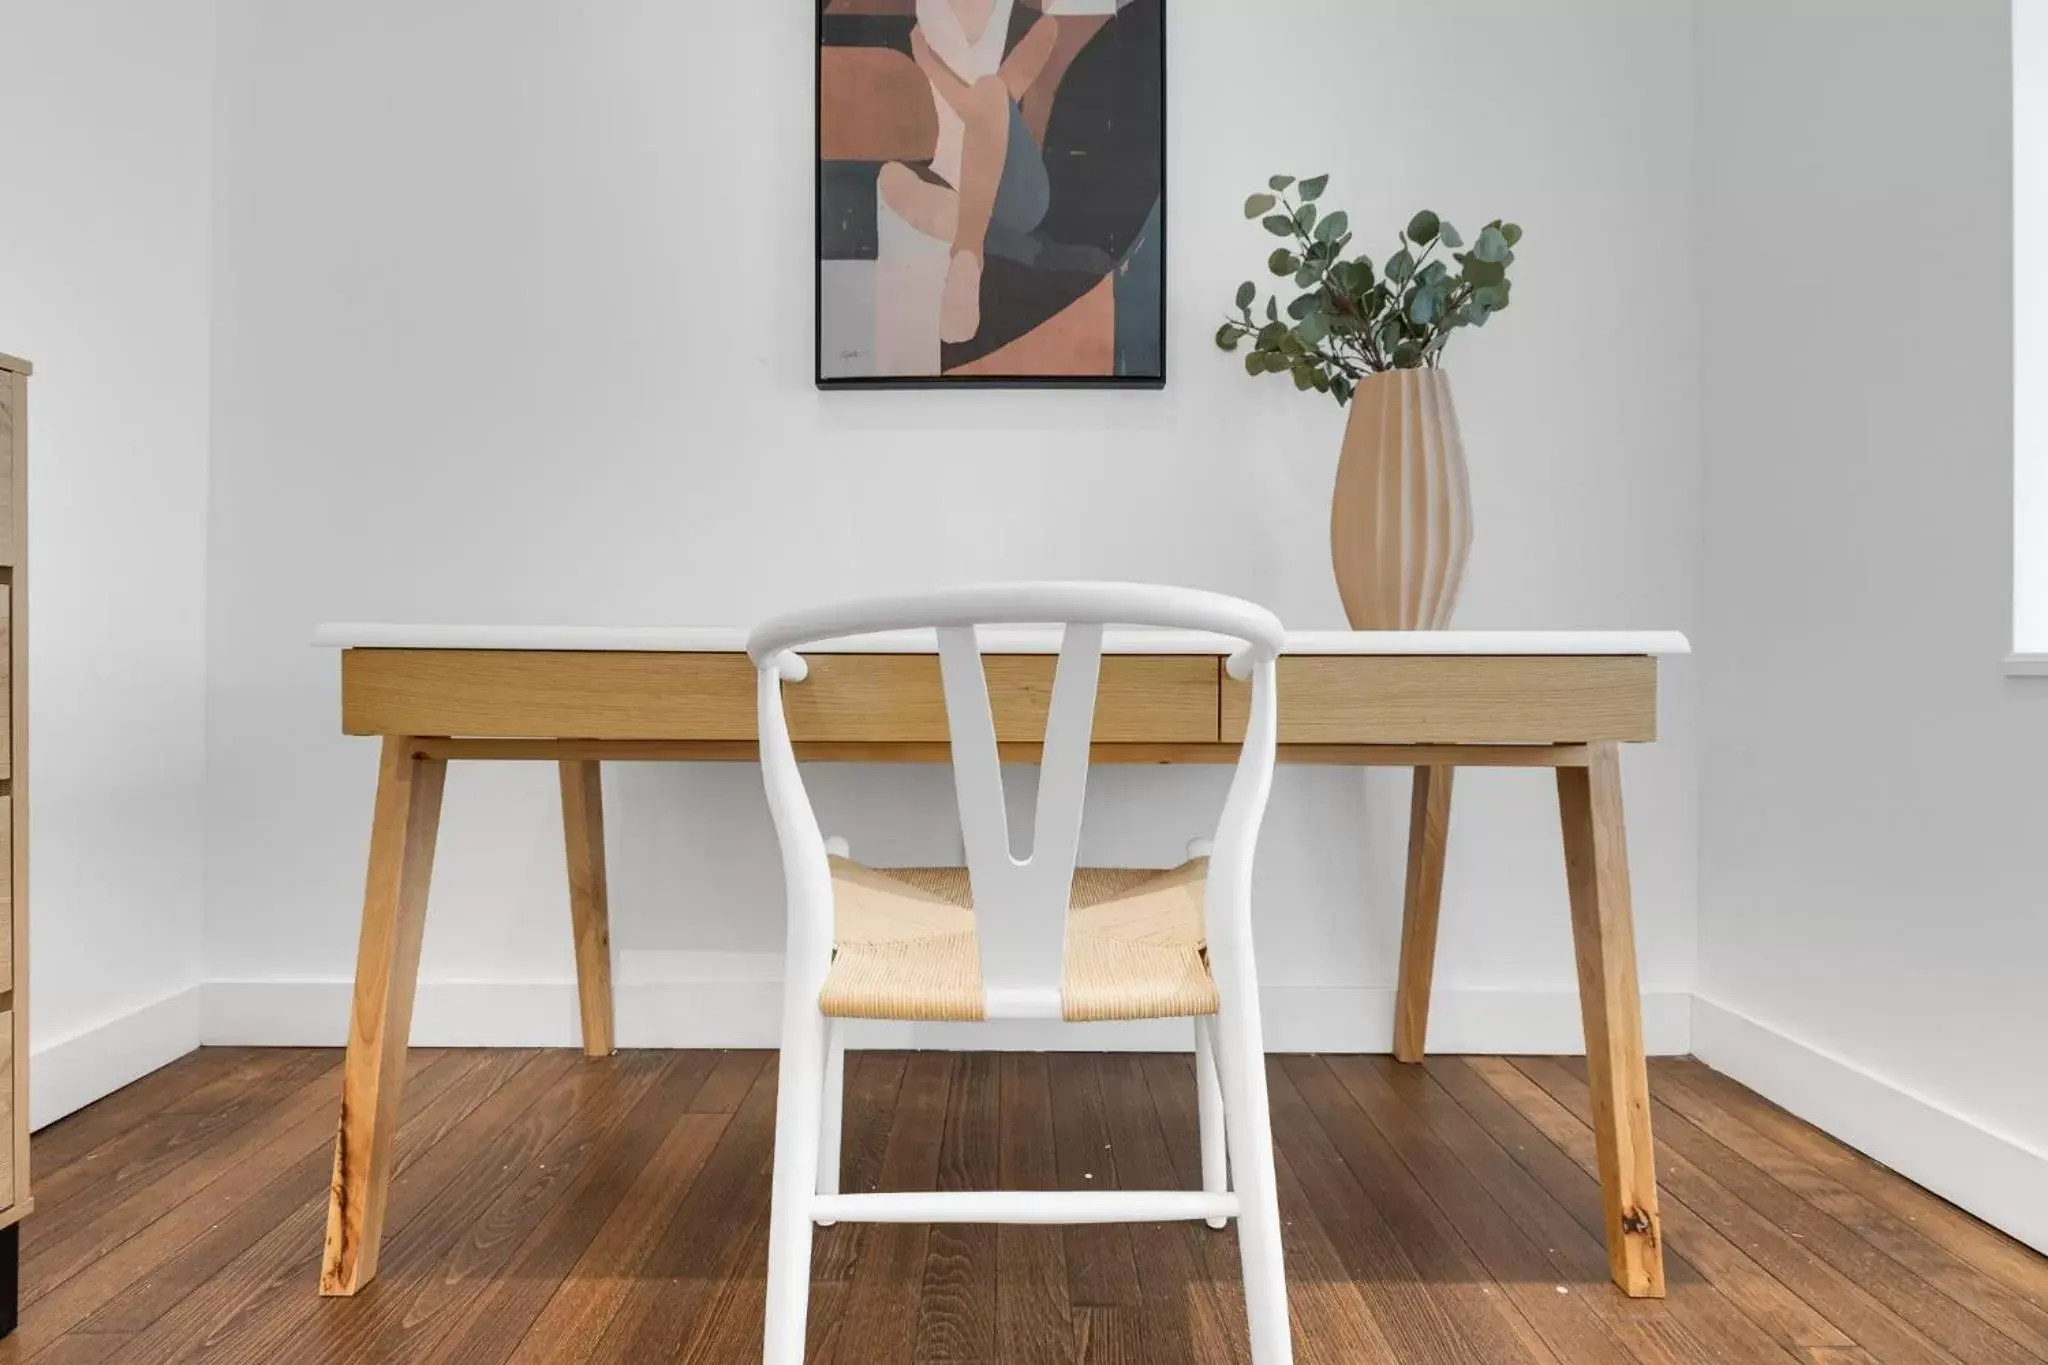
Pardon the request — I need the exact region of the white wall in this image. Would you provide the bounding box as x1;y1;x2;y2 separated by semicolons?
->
200;0;1702;1053
1695;0;2048;1251
18;0;2041;1256
0;1;216;1123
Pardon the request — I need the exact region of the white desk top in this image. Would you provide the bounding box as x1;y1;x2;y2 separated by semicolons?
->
313;624;1691;657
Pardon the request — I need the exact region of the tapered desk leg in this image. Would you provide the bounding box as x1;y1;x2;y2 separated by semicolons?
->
321;736;447;1296
1558;742;1665;1298
1392;765;1454;1063
559;760;616;1057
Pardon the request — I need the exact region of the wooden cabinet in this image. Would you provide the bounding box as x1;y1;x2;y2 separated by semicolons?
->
0;352;29;1330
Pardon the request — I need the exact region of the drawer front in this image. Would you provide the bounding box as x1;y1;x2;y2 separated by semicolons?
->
788;654;1218;744
0;373;15;566
0;797;11;984
0;586;10;778
1223;654;1658;745
343;650;1222;744
0;1010;15;1210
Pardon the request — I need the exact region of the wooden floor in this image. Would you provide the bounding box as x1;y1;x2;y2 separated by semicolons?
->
4;1049;2044;1364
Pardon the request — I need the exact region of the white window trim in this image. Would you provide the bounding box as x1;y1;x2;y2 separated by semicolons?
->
2015;0;2048;672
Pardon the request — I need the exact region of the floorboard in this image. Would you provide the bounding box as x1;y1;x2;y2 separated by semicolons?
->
7;1048;2041;1365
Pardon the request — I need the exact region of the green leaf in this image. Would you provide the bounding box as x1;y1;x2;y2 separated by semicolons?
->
1235;281;1257;310
1245;351;1267;377
1268;175;1295;192
1419;260;1449;286
1263;214;1296;237
1294;266;1320;289
1410;287;1442;326
1472;283;1507;310
1293;364;1317;391
1473;225;1510;263
1244;193;1278;219
1461;256;1506;287
1287;293;1321;321
1438;222;1464;249
1500;222;1523;246
1257;321;1287;348
1391;340;1423;368
1299;174;1330;202
1315;210;1349;244
1268;248;1298;277
1266;297;1279;323
1341;258;1375;293
1215;323;1241;351
1386;248;1415;284
1297;312;1331;345
1406;210;1441;244
1297;203;1318;236
1332;375;1354;404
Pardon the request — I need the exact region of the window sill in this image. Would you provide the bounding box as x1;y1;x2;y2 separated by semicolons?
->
2002;653;2048;676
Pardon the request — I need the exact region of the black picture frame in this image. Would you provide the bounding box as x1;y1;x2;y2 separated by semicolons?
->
815;0;1167;390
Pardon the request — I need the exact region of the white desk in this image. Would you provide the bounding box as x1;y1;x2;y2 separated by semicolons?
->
312;626;1689;1300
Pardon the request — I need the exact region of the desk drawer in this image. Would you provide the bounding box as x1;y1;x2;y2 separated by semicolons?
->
1223;654;1657;744
343;650;1221;744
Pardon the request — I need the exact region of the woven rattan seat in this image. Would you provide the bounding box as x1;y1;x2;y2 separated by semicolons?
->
820;855;1217;1023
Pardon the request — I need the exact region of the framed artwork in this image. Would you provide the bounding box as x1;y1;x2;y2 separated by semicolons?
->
816;0;1166;388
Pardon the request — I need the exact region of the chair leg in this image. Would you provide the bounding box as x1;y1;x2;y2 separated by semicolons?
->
816;1019;846;1226
1215;999;1293;1364
763;1010;827;1365
1194;1015;1229;1229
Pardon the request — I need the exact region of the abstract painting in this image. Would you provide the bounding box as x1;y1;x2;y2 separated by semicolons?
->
817;0;1165;388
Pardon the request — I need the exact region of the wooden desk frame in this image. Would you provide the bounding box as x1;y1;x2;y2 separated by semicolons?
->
319;645;1669;1301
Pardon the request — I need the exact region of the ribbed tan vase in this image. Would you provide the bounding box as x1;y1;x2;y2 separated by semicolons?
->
1330;368;1473;629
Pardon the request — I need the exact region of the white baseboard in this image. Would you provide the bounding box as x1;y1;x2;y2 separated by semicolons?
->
199;976;1693;1056
31;986;202;1130
1692;997;2048;1254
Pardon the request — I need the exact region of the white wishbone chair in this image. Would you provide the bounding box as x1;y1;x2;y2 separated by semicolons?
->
749;582;1292;1365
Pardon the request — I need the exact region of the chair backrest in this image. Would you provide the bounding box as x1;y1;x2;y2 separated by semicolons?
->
748;582;1285;1010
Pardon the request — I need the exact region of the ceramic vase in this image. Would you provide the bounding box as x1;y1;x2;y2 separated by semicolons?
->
1329;368;1473;629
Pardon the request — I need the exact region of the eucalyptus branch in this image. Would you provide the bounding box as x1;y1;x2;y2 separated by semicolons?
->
1218;176;1521;404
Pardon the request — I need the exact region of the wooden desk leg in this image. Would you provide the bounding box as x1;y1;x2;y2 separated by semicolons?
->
1557;742;1665;1298
559;759;616;1057
1392;765;1454;1063
321;736;447;1296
